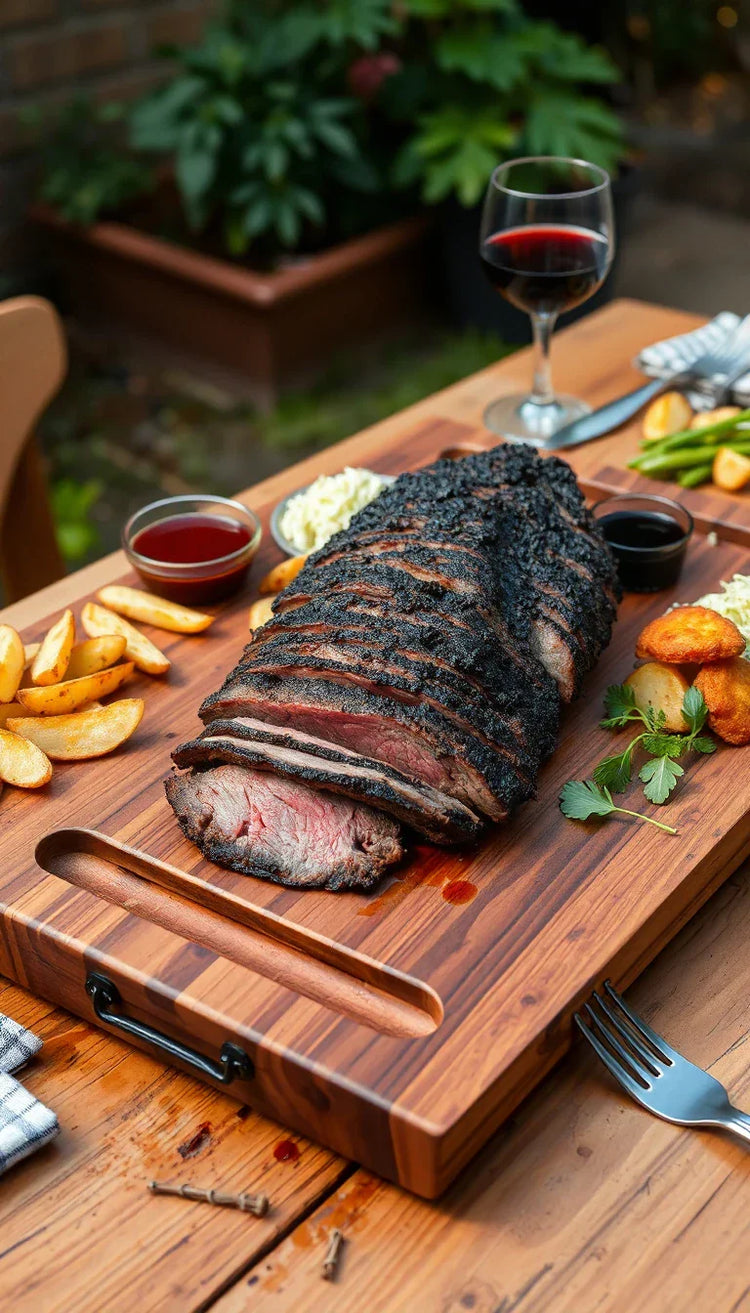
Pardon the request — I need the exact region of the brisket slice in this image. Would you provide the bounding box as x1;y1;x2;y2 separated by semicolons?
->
172;719;482;844
166;766;402;890
199;673;517;821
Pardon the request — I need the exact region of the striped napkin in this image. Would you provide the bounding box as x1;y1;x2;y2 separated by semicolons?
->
637;312;750;407
0;1013;58;1175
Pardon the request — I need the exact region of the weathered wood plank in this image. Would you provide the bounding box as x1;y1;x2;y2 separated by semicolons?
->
0;977;349;1313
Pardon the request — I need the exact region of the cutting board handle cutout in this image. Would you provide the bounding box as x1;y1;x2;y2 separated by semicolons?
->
36;829;443;1039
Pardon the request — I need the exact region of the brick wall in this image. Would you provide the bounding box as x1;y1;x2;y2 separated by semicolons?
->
0;0;218;284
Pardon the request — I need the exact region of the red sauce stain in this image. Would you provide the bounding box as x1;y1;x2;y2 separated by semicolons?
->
442;879;478;905
177;1121;211;1159
358;849;445;916
273;1138;300;1164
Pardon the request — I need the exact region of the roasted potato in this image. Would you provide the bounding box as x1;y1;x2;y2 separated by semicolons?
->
32;609;75;686
0;727;52;787
694;658;750;745
690;406;742;430
23;642;40;670
258;555;307;596
635;606;745;664
66;635;127;680
81;602;169;676
712;446;750;493
0;701;32;729
0;625;25;702
8;698;145;760
643;391;693;441
16;661;134;715
97;585;213;634
249;595;276;631
624;662;691;732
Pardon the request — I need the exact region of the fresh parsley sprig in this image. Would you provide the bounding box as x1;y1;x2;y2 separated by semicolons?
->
561;682;715;833
560;780;678;834
593;683;715;805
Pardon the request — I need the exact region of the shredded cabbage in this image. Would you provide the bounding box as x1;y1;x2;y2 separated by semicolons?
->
695;573;750;655
278;467;389;554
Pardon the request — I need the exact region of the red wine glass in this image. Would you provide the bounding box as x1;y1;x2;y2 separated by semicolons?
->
479;156;614;445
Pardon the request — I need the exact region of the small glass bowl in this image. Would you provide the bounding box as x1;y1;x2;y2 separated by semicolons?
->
123;494;261;606
592;493;694;593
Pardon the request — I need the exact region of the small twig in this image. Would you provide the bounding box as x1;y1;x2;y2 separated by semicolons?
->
148;1180;269;1217
322;1228;344;1281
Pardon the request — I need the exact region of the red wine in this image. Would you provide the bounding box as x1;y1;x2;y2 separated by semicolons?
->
481;224;609;316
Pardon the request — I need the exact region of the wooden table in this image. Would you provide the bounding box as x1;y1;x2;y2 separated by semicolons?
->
3;299;750;1312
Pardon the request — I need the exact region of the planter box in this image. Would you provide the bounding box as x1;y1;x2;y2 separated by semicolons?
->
32;207;432;405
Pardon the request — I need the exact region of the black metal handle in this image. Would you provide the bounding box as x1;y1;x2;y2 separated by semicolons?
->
85;972;253;1086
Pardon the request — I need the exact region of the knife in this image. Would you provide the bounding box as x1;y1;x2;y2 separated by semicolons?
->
548;327;750;452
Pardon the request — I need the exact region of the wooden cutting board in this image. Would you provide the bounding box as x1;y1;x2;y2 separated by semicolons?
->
2;415;750;1199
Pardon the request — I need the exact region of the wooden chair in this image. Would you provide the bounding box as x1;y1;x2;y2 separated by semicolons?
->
0;295;66;602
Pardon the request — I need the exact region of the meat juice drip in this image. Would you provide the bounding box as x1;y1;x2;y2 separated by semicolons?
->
480;224;609;316
441;879;478;906
273;1138;300;1164
598;510;687;593
132;512;252;603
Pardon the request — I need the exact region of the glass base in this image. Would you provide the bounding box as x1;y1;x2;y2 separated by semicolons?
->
483;393;591;449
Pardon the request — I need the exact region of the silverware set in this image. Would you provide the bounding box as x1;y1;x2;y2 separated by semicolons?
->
575;980;750;1146
550;314;750;450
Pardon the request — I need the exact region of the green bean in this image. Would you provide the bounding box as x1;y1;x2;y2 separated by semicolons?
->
636;443;750;476
638;407;750;457
677;464;713;488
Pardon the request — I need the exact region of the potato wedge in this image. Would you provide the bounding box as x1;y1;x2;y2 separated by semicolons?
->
0;701;34;729
97;585;213;634
66;635;127;680
0;625;25;702
32;609;75;686
0;727;52;787
690;405;742;430
16;661;134;715
635;605;745;664
713;446;750;493
624;662;690;732
81;602;169;676
643;391;693;441
695;658;750;745
8;698;144;760
258;555;307;596
23;642;40;670
249;595;276;631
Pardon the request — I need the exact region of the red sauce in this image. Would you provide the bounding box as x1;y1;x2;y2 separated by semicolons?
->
273;1138;300;1164
131;512;252;604
441;879;478;905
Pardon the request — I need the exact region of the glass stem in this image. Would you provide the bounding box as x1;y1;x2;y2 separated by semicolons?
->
529;312;557;407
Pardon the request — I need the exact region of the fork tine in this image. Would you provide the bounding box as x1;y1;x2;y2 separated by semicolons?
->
582;1002;654;1086
604;980;678;1064
592;991;664;1076
574;1013;650;1101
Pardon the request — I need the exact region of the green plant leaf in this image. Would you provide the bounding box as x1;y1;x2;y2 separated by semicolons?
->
436;25;527;92
522;90;623;172
691;735;716;755
560;779;614;820
681;685;709;736
514;23;619;84
593;743;636;793
641;732;692;759
600;683;638;728
639;756;684;805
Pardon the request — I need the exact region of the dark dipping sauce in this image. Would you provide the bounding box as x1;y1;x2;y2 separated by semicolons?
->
598;507;691;592
132;512;253;604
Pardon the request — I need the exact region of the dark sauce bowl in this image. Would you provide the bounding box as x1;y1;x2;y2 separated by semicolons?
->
592;493;694;593
123;495;261;605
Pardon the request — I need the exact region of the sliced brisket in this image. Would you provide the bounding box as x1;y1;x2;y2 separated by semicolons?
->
165;765;403;890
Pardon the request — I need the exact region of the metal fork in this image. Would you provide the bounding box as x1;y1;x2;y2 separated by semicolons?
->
575;980;750;1144
551;314;750;450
